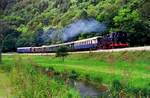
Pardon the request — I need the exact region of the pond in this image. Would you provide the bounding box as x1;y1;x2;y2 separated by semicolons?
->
71;80;102;98
43;67;107;98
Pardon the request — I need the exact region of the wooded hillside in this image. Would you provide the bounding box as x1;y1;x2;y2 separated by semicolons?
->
0;0;150;52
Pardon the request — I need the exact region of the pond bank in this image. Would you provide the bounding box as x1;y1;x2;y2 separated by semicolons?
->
41;67;108;98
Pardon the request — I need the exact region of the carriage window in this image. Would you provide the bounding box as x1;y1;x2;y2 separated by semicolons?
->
93;40;97;44
88;41;90;44
93;40;95;44
83;42;85;45
92;40;94;44
95;40;97;43
85;41;87;45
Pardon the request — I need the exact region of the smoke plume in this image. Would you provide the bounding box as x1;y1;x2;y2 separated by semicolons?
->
61;18;106;41
41;18;106;44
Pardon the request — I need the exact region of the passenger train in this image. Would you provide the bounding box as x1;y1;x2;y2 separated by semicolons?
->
17;32;128;53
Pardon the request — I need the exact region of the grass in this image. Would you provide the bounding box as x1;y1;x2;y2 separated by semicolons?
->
0;56;81;98
1;51;150;97
0;71;11;98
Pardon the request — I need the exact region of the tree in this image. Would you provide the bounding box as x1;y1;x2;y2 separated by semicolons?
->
0;21;10;63
3;29;20;52
0;32;3;63
139;1;150;19
34;28;45;46
54;0;70;12
79;10;88;19
56;46;68;62
113;8;140;32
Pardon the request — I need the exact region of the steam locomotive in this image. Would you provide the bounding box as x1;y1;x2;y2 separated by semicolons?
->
17;32;128;53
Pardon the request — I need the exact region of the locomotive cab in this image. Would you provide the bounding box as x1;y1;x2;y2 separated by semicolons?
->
97;31;128;49
110;31;128;48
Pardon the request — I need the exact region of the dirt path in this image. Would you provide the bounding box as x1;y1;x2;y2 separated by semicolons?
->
0;72;11;98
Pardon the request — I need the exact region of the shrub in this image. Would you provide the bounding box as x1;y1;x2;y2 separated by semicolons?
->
56;46;69;62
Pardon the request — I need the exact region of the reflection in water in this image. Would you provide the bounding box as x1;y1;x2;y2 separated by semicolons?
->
70;80;102;98
43;68;105;98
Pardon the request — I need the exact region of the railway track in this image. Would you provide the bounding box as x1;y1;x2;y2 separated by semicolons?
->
3;46;150;56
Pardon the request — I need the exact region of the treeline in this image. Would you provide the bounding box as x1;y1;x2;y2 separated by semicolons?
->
0;0;150;52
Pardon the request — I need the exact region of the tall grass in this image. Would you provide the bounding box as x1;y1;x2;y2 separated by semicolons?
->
2;51;150;97
1;57;80;98
25;51;149;97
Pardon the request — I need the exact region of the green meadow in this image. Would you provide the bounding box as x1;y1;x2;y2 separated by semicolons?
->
1;51;150;97
0;55;81;98
0;72;11;98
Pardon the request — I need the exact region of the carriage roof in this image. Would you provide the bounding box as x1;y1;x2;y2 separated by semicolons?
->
73;36;101;43
42;36;102;47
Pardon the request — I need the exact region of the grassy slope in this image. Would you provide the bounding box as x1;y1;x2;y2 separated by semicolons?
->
3;51;150;89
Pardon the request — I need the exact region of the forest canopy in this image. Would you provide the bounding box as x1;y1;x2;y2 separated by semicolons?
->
0;0;150;52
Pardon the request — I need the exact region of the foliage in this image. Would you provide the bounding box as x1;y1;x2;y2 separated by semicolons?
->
3;57;80;98
33;28;45;46
2;51;150;97
17;24;28;34
0;21;20;63
2;30;20;52
56;46;69;62
16;33;35;47
113;8;140;32
0;0;150;50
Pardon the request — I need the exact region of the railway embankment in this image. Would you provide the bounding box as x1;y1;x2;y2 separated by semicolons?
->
2;46;150;56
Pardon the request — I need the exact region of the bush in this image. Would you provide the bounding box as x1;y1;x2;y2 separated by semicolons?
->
56;46;69;62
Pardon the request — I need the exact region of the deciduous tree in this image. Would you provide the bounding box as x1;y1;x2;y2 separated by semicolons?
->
0;22;9;63
56;46;68;62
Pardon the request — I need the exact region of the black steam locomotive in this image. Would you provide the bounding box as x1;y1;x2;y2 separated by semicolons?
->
17;32;128;53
